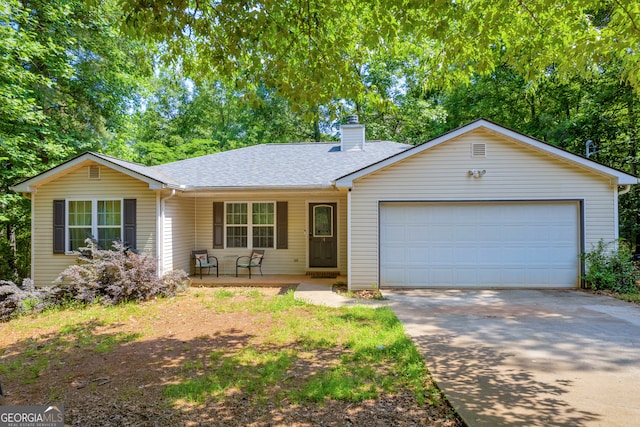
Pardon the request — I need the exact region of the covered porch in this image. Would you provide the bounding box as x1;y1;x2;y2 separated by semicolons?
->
188;274;344;289
161;190;349;279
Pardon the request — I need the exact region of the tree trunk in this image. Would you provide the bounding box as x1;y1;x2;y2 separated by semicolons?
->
7;223;19;282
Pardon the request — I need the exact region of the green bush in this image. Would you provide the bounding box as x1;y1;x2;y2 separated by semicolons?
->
582;240;639;294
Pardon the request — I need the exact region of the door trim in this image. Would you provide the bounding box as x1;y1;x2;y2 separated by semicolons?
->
307;201;339;269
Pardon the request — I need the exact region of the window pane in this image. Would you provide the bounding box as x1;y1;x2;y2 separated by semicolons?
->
314;205;333;236
98;200;121;226
98;228;121;250
252;203;274;225
226;203;248;225
252;226;274;248
69;228;92;252
227;226;248;248
68;201;92;226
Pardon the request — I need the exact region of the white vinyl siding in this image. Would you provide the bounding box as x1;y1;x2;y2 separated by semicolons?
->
32;161;157;286
161;194;195;275
348;129;618;289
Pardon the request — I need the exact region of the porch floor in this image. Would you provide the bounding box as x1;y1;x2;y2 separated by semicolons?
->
189;274;345;288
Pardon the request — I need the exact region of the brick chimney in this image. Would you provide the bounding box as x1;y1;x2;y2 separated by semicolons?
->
340;115;365;151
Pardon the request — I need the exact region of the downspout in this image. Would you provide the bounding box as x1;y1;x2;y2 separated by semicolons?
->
158;189;176;275
612;184;632;245
347;188;352;291
30;194;35;282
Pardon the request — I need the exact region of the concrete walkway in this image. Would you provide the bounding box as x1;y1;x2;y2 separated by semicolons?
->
293;282;389;308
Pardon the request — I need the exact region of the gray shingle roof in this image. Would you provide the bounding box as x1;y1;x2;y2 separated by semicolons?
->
90;152;175;184
150;141;410;189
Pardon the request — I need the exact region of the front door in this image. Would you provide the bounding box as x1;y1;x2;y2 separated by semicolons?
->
309;203;337;268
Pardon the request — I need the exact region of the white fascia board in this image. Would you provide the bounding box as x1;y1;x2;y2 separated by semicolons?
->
182;184;338;192
335;120;639;187
10;153;169;192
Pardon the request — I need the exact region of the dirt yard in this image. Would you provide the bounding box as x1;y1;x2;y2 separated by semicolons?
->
0;287;463;426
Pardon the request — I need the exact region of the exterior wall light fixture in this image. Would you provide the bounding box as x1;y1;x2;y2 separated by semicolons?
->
468;169;486;178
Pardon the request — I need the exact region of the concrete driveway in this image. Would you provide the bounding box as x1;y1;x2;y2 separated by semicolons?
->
385;289;640;427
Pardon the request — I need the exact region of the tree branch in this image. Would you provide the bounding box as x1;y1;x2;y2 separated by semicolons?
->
517;0;542;29
612;0;640;35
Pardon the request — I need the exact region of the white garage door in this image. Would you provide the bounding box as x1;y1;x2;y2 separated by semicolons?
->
380;201;580;288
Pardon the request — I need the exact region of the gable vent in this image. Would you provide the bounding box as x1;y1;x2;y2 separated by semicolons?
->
88;166;101;180
471;143;486;157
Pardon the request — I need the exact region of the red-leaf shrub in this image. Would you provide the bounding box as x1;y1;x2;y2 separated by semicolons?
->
53;240;189;305
0;279;51;321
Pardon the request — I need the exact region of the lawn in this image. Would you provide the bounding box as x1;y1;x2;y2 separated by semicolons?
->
0;287;462;426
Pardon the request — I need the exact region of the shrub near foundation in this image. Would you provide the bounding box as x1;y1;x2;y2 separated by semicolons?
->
52;240;189;306
583;240;639;294
0;279;51;321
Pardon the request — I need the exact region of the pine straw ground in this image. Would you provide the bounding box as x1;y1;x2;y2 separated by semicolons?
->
0;286;463;426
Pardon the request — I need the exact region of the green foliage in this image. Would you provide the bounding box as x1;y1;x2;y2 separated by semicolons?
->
130;76;332;165
119;0;640;107
0;0;152;281
583;240;639;294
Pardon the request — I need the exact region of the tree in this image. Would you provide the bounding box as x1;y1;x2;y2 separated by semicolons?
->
131;74;333;165
0;0;151;281
118;0;640;109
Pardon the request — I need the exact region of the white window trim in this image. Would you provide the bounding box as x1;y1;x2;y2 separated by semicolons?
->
224;201;276;249
65;198;123;254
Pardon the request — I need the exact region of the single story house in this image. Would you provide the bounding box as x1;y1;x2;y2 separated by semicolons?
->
11;119;638;289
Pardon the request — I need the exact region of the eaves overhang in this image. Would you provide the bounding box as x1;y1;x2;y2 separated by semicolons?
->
178;184;339;193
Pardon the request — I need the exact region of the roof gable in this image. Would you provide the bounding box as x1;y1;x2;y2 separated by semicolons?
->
335;120;638;187
10;152;171;193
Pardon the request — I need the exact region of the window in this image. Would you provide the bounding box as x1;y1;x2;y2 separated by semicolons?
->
67;199;122;251
68;201;92;251
97;200;122;249
313;205;334;237
226;202;275;248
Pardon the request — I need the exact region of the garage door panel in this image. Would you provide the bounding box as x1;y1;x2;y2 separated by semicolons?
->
380;202;579;288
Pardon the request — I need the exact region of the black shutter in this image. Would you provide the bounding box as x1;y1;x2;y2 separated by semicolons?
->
276;201;288;249
53;200;65;254
123;199;137;250
213;202;224;249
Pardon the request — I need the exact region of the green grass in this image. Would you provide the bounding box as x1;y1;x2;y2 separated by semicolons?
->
165;346;297;404
614;292;640;304
166;290;439;407
2;287;444;412
0;302;148;385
